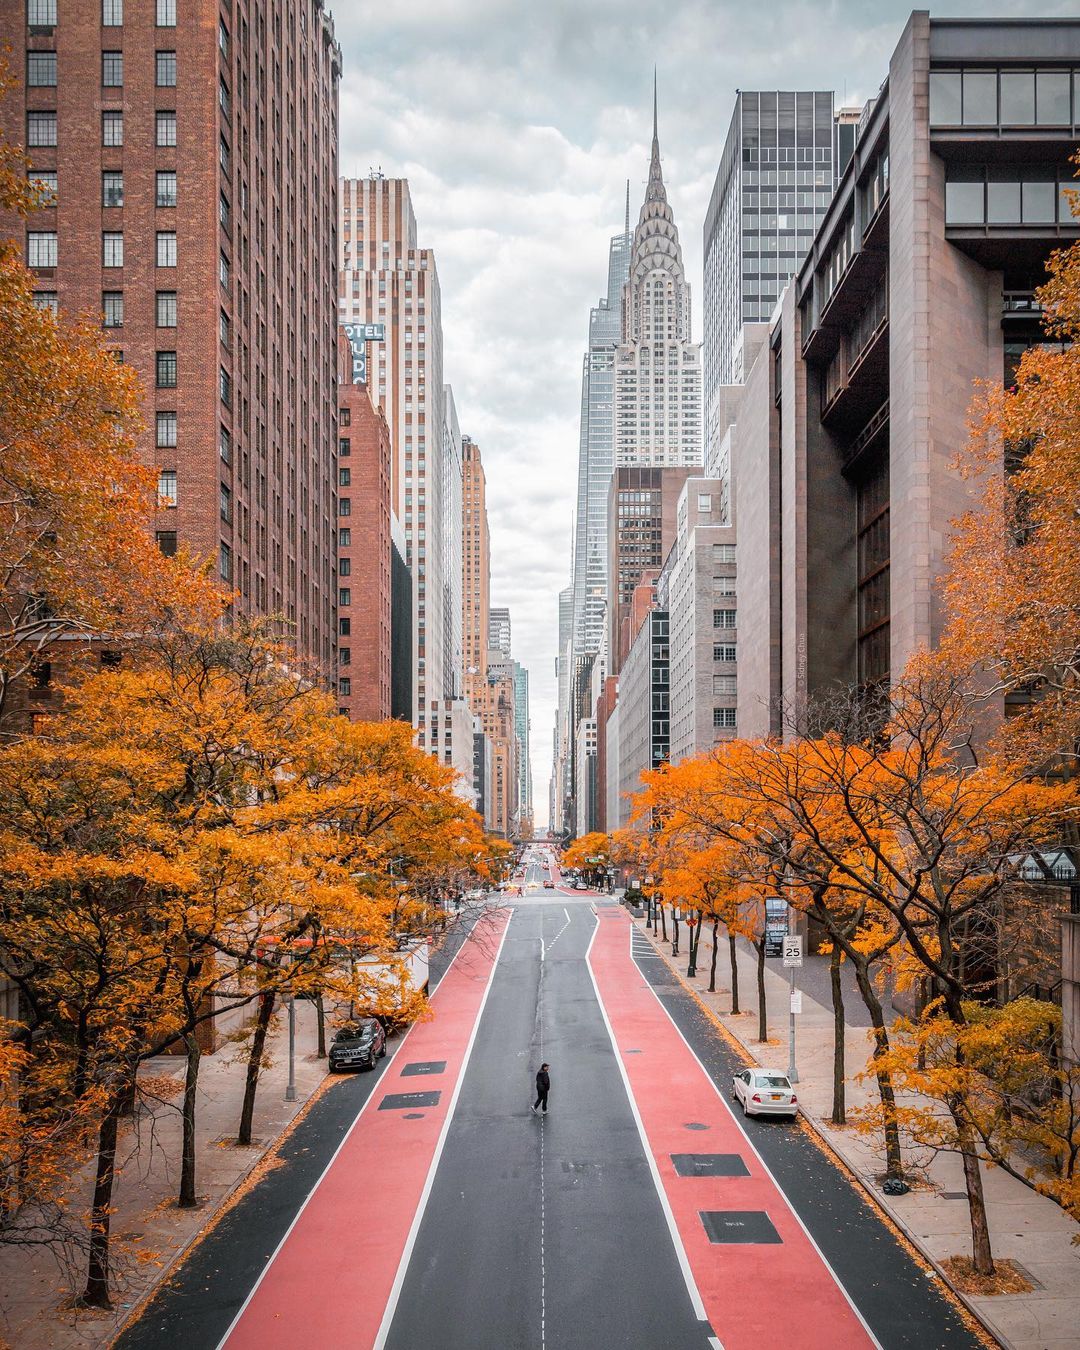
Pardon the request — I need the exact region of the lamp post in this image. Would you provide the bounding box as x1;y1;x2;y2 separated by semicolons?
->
671;903;681;958
645;875;655;931
686;910;698;978
284;935;314;1104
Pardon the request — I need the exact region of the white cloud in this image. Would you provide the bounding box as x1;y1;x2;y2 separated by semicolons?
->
333;0;1070;825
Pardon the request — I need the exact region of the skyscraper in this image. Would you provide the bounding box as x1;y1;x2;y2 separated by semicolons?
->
512;660;532;830
702;91;837;447
571;199;632;660
3;0;342;672
338;176;448;749
614;86;703;469
489;607;511;659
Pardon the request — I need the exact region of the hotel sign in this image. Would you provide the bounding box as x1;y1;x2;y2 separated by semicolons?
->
342;322;385;386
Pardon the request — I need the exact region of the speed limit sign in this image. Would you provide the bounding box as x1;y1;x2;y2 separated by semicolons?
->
782;935;804;967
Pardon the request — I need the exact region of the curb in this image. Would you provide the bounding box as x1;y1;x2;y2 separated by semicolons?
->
630;917;1005;1350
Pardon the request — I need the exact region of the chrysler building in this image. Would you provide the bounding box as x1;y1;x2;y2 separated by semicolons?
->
615;86;703;467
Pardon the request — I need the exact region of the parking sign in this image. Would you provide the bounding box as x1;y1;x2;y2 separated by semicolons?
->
782;935;803;967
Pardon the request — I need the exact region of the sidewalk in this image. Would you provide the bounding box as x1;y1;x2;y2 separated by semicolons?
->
632;914;1080;1350
0;1000;331;1350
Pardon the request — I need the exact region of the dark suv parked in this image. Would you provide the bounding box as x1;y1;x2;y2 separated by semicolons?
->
329;1018;387;1072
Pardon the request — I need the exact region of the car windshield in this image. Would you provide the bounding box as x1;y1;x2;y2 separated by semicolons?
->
335;1025;374;1043
758;1074;791;1089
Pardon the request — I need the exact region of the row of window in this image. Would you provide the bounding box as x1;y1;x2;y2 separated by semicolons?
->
930;68;1079;129
713;708;737;729
26;48;177;88
945;168;1077;227
713;609;737;629
27;109;178;147
100;231;177;267
28;0;176;25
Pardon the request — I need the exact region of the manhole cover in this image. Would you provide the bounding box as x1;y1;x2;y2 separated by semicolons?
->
379;1091;441;1110
672;1153;749;1178
684;1122;710;1131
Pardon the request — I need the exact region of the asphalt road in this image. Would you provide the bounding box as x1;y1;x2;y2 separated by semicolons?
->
118;873;984;1350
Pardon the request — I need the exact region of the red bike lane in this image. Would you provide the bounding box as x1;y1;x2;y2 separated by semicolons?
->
587;906;877;1350
219;908;511;1350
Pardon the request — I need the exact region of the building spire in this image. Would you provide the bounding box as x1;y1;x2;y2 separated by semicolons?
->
646;71;666;205
653;66;658;143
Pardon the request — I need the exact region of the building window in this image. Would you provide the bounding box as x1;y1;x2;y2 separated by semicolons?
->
27;111;57;147
156;231;177;267
101;50;123;86
219;136;230;175
219;192;230;229
338;557;351;577
102;0;123;22
339;678;351;697
714;675;737;696
102;171;123;207
713;609;736;629
155;110;176;146
339;467;351;487
156;350;177;387
102;110;123;146
28;0;57;24
155;0;176;25
339;407;351;427
338;437;350;456
102;231;123;267
697;493;712;512
219;252;229;289
33;290;58;314
155;529;177;557
156;290;177;327
219;541;231;582
339;617;350;636
218;78;230;116
27;232;57;268
338;528;351;547
156;169;177;207
339;588;351;606
157;467;177;507
339;647;350;665
219;367;231;406
27;168;56;204
713;708;737;729
219;425;231;464
156;410;177;447
713;644;736;662
155;50;176;87
219;310;230;345
713;543;736;563
219;483;231;523
102;291;123;327
26;50;56;85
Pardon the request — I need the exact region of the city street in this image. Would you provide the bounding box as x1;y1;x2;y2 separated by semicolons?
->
116;877;983;1350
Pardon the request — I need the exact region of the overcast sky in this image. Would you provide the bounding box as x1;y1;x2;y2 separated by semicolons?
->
335;0;1068;827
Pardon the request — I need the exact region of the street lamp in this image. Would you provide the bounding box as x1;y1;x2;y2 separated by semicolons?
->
285;936;314;1104
671;903;682;957
686;910;699;978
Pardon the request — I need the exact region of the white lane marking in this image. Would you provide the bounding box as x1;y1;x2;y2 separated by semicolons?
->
539;936;545;964
214;914;490;1350
373;911;513;1349
709;1338;725;1350
625;919;884;1350
584;917;707;1323
563;907;571;925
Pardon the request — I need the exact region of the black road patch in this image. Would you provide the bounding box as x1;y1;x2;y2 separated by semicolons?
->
700;1210;782;1244
401;1060;447;1077
672;1153;750;1178
379;1090;441;1110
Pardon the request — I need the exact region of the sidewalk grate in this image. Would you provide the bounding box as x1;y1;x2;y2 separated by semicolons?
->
401;1060;447;1077
379;1090;441;1110
700;1210;782;1245
672;1153;750;1178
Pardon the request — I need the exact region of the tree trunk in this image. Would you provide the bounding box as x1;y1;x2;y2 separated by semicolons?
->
237;989;275;1146
671;916;679;957
659;905;667;943
708;919;719;993
78;1096;122;1309
956;1106;995;1275
729;932;740;1014
755;939;768;1042
178;1032;201;1208
829;944;846;1126
852;958;904;1179
315;993;327;1059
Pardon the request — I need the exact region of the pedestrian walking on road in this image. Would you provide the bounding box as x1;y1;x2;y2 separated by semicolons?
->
532;1063;550;1114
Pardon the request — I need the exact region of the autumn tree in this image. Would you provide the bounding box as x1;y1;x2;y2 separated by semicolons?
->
561;832;611;886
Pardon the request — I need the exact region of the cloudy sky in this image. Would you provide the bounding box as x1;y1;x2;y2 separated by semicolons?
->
334;0;1066;826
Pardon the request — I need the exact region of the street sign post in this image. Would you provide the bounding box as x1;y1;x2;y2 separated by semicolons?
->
782;935;803;1083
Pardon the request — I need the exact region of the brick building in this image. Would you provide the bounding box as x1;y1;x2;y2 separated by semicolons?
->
0;0;343;673
336;329;391;722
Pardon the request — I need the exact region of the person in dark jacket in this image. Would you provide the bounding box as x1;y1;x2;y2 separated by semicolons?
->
532;1063;550;1114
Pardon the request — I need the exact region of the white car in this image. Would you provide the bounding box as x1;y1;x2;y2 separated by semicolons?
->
732;1068;798;1119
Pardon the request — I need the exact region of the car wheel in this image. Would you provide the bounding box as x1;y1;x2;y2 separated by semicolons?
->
379;1042;387;1059
741;1097;750;1116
